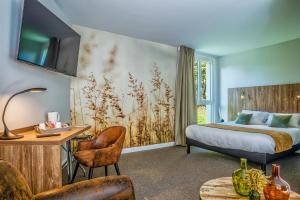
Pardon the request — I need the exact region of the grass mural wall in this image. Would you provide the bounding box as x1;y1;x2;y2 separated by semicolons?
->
71;25;178;148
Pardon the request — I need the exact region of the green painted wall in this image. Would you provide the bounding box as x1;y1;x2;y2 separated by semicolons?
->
218;38;300;120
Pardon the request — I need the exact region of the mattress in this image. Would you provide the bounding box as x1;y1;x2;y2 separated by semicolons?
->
186;122;300;154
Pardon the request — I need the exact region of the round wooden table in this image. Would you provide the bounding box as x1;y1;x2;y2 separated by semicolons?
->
200;177;300;200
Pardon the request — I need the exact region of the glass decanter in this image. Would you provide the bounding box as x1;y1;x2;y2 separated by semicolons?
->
263;164;290;200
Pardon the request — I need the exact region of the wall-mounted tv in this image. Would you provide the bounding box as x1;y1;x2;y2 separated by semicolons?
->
17;0;80;77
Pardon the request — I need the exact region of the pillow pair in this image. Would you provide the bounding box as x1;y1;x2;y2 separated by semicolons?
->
267;113;300;128
236;111;300;128
235;110;269;125
241;110;269;125
235;113;292;127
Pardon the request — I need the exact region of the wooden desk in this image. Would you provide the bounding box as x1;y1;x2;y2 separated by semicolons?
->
0;126;91;194
200;177;300;200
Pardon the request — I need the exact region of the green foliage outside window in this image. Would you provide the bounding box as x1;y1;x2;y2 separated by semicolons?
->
194;61;207;124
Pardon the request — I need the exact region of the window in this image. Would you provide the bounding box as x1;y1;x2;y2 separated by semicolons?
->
194;56;214;124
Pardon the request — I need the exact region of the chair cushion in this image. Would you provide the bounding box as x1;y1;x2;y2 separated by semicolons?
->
74;150;96;167
0;160;33;200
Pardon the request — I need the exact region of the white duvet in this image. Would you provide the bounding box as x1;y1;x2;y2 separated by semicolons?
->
186;122;300;154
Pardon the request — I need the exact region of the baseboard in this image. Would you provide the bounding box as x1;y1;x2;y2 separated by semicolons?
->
122;142;176;154
61;142;176;166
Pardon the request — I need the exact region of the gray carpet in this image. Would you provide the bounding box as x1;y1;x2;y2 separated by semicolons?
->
64;146;300;200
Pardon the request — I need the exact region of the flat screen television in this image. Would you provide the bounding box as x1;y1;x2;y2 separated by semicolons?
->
17;0;80;77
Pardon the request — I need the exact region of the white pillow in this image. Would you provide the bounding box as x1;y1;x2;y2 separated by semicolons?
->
289;114;300;127
267;113;300;128
242;110;269;125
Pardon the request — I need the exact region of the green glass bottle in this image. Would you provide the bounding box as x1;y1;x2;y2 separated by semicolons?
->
232;158;250;196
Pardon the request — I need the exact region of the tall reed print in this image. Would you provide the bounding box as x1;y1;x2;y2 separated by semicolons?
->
71;25;177;148
71;64;175;147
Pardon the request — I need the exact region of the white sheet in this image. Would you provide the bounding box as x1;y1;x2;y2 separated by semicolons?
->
186;122;300;154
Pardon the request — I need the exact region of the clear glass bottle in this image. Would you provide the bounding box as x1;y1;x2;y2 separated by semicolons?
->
232;158;250;196
263;164;290;200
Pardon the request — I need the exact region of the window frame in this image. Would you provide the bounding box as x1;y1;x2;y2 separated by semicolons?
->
194;53;216;123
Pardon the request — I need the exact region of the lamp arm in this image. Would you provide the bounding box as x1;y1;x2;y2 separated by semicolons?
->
2;89;32;132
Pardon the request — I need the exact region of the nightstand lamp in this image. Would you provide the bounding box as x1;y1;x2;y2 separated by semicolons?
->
0;88;47;140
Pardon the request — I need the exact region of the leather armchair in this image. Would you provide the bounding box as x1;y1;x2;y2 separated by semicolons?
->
0;160;135;200
72;126;126;182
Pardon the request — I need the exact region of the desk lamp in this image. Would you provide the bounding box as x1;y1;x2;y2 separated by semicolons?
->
0;88;47;140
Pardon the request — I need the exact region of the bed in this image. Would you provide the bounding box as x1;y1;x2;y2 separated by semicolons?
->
186;122;300;173
186;83;300;173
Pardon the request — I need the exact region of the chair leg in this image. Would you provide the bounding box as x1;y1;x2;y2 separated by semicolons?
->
105;166;108;176
70;162;79;183
114;163;120;175
88;167;94;179
79;165;87;177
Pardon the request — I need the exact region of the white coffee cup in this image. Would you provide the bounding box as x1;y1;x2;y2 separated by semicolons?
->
48;112;60;123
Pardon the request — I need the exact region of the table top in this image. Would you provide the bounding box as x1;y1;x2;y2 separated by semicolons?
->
0;125;91;145
200;177;300;200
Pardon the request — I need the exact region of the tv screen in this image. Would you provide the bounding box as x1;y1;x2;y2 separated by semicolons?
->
17;0;80;77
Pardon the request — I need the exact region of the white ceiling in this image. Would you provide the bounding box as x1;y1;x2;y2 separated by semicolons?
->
55;0;300;56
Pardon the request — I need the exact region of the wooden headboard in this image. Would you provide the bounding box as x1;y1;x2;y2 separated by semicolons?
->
228;83;300;121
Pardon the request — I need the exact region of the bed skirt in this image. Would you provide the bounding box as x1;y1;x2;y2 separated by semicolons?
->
186;137;300;173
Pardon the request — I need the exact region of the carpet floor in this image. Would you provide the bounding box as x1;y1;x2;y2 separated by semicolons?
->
64;146;300;200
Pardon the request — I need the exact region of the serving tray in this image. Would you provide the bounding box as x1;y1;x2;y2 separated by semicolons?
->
35;126;72;134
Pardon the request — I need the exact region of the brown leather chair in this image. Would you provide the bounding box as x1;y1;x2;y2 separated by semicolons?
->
0;160;135;200
72;126;126;182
